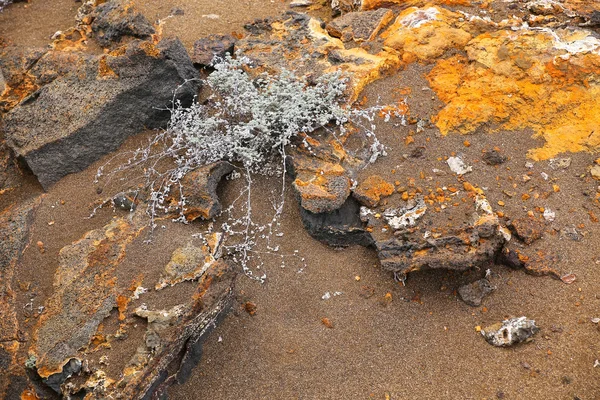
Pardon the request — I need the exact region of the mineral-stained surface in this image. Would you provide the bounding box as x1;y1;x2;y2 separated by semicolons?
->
2;36;198;189
24;209;236;399
176;162;234;222
4;0;600;397
0;197;40;400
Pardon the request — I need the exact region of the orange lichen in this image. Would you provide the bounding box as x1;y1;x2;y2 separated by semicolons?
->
381;6;471;62
427;28;600;160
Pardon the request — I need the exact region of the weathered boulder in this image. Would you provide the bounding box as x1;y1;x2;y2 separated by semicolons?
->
192;34;236;67
90;0;156;47
363;194;508;278
3;38;199;189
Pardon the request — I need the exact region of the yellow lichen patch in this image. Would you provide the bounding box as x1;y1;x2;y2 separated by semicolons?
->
428;28;600;160
381;6;471;62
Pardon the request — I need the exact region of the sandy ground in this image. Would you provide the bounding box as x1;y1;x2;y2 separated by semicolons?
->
1;1;600;399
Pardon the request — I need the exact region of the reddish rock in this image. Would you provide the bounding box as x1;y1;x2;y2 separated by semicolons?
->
509;218;544;245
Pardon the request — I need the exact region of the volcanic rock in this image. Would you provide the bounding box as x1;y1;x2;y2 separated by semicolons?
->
326;8;394;42
90;0;156;47
458;278;495;307
481;317;539;347
0;197;40;399
352;175;394;208
2;38;199;189
300;197;373;247
192;34;236;67
177;161;234;222
509;218;544;245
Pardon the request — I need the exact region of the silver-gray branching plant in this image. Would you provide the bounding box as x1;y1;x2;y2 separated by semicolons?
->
96;54;394;281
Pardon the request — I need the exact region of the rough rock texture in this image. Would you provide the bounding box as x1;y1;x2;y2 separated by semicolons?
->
192;34;236;67
458;278;495;307
26;210;235;398
0;197;40;400
365;196;507;277
236;11;400;103
326;8;393;42
155;234;224;290
177;162;234;222
509;218;545;245
90;1;156;47
300;197;373;247
2;38;199;189
481;317;540;347
31;210;148;381
352;175;394;208
0;141;22;193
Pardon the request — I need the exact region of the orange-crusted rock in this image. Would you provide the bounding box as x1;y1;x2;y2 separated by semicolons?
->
237;12;401;103
509;218;544;245
428;27;600;160
176;161;234;222
291;152;352;214
2;38;198;189
353;175;394;207
381;6;472;62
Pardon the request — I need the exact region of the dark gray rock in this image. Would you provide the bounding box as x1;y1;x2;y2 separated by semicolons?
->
3;38;199;189
458;278;495;307
482;150;507;166
300;197;373;247
192;34;236;67
91;1;156;47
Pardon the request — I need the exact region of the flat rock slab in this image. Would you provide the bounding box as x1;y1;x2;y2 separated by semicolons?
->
27;210;235;398
2;38;198;189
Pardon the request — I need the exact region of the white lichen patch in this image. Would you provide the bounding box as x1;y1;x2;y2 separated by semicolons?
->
383;197;427;230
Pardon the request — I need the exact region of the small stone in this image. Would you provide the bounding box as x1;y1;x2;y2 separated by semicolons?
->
192;34;236;67
447;156;472;175
549;157;571;170
590;165;600;180
458;278;495;307
353;175;394;208
290;0;312;7
244;302;257;316
321;317;334;329
482;150;507;166
481;317;539;347
359;285;375;299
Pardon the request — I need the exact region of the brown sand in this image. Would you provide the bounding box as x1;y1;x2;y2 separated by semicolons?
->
1;1;600;399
